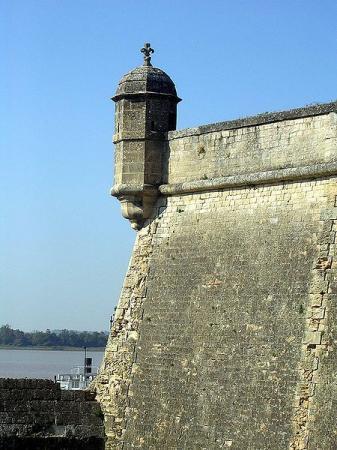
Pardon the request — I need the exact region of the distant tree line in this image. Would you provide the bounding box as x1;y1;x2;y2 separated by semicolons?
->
0;324;108;348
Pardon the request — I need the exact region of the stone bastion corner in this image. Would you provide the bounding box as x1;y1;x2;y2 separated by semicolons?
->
94;47;337;450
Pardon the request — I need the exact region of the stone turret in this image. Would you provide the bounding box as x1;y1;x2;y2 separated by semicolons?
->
111;43;181;229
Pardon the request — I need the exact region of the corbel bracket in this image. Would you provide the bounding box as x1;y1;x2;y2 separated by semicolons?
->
111;184;159;230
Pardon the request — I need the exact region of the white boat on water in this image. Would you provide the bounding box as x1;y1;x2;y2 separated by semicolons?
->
55;351;98;390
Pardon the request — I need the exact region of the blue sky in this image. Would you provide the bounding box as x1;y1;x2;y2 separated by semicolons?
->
1;0;337;331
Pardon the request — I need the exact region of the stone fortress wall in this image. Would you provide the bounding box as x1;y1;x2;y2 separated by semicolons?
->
95;95;337;449
2;46;336;450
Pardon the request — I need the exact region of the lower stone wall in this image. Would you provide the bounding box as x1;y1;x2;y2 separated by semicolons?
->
0;379;105;450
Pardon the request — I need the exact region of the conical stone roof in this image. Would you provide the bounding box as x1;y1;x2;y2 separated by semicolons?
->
112;65;180;101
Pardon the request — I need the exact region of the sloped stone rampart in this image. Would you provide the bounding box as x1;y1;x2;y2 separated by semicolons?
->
97;104;337;449
119;179;337;449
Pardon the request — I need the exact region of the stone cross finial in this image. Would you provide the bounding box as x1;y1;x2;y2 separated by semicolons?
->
141;43;154;66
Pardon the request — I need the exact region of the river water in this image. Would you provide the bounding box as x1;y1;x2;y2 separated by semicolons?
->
0;348;105;379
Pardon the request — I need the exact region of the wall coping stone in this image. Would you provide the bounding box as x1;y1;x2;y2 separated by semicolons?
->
168;101;337;140
160;162;337;195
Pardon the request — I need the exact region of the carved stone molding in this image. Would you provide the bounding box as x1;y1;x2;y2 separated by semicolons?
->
111;184;158;230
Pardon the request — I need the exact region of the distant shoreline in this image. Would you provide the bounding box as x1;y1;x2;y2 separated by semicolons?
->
0;345;106;352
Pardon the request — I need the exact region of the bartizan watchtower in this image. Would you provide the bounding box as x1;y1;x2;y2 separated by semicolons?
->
111;43;180;230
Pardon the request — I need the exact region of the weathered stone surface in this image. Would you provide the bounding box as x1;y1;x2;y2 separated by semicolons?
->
96;80;337;448
166;109;337;185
